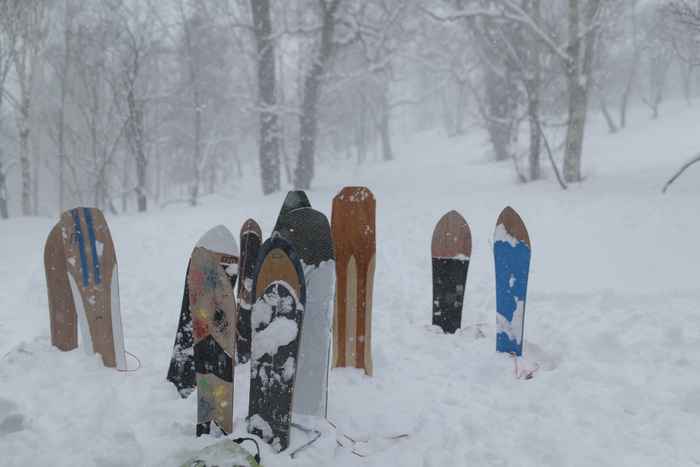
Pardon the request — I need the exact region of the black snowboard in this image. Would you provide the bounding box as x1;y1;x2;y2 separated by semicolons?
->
247;236;306;452
236;219;262;364
431;211;472;334
271;190;311;234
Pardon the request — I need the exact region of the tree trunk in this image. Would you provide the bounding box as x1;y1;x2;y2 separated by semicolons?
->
294;0;341;190
562;0;599;183
251;0;280;195
0;154;8;219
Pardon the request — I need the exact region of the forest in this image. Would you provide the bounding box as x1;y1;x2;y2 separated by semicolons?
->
0;0;698;218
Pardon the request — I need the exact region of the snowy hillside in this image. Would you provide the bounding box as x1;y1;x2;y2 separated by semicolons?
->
1;99;700;466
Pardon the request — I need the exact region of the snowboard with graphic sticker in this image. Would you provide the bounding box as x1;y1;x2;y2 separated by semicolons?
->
45;223;78;352
189;246;237;436
493;206;531;356
431;210;471;333
167;225;239;398
272;190;311;234
331;187;376;376
277;207;335;419
57;207;126;369
248;235;305;452
236;219;262;364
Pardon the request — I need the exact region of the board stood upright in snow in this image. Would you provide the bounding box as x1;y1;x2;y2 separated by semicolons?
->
167;225;239;398
236;219;262;364
44;223;78;352
431;210;472;333
277;206;335;419
248;235;306;452
272;190;311;234
50;207;126;369
189;246;237;436
493;206;531;356
331;186;376;376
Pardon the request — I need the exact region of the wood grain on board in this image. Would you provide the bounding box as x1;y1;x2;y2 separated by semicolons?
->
59;207;125;369
431;210;472;259
496;206;530;247
331;186;376;376
44;223;78;352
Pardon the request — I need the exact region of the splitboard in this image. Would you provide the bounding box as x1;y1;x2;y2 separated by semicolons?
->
271;190;311;234
331;187;376;376
58;207;125;369
44;223;78;352
493;206;531;356
189;247;237;436
248;235;305;452
167;225;239;398
236;219;262;364
277;207;335;419
431;210;472;333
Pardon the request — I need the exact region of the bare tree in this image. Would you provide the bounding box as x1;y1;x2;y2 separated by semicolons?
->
0;0;50;215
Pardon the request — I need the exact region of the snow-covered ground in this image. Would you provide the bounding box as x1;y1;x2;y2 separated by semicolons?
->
1;100;700;466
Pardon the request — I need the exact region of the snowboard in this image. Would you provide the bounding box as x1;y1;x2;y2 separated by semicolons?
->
236;219;262;364
271;190;311;234
248;235;306;452
431;210;472;333
58;207;126;369
277;207;335;419
44;222;78;352
167;225;239;398
493;206;531;356
189;246;237;436
331;187;376;376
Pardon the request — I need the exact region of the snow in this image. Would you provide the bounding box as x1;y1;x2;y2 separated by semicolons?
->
2;99;700;466
494;223;518;247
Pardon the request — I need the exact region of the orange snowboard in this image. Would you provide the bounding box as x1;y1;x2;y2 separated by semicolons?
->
44;223;78;352
331;187;376;376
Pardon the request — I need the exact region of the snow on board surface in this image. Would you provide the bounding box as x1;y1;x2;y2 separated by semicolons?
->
2;99;700;466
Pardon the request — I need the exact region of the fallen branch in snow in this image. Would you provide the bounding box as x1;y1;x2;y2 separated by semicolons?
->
662;152;700;193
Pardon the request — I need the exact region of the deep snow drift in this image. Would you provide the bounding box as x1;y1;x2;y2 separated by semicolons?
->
1;100;700;466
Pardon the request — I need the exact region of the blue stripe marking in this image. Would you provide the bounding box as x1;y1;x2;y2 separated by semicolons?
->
72;209;90;286
83;208;101;286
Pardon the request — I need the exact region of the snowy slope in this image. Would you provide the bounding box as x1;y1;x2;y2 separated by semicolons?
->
1;99;700;466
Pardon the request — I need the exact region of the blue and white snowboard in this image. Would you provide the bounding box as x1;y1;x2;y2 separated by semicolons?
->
493;207;531;356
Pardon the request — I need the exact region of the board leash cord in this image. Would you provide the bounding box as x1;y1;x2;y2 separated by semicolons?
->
117;350;142;372
510;352;539;380
424;323;487;337
327;420;408;458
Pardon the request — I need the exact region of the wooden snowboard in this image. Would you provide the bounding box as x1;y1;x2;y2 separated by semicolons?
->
431;210;472;333
493;206;531;356
236;219;262;364
189;247;237;436
277;207;335;418
271;190;311;234
44;222;78;352
58;207;125;369
331;187;376;376
248;235;305;452
167;225;239;398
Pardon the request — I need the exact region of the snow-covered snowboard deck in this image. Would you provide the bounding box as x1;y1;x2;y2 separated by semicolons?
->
167;225;239;398
236;219;262;364
58;207;125;369
248;235;306;452
272;190;311;234
44;222;78;352
277;207;335;419
431;210;471;333
331;187;376;376
493;206;531;356
189;246;237;436
180;438;260;467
